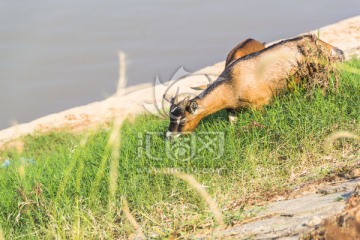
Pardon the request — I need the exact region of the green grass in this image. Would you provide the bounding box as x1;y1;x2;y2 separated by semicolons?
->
1;59;360;239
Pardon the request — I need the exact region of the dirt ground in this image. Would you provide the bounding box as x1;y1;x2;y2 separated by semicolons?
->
303;183;360;239
202;166;360;239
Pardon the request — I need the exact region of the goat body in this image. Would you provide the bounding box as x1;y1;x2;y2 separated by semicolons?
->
164;34;344;137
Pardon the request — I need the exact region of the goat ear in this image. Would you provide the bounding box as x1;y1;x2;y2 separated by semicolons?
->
163;94;173;103
188;101;198;114
191;84;209;91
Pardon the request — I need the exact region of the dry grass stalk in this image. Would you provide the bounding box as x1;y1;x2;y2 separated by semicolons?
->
121;196;146;239
116;51;127;96
108;118;122;212
324;131;360;152
154;168;225;227
0;226;4;240
85;52;128;233
238;212;278;225
108;52;127;212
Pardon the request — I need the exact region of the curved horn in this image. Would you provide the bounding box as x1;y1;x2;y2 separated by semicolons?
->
173;96;179;105
173;87;180;104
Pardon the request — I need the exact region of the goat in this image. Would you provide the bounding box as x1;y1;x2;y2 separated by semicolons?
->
163;34;344;139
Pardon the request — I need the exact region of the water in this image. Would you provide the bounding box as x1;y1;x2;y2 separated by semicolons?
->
0;0;359;130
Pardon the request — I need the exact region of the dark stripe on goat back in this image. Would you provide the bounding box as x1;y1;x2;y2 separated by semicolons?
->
264;34;313;52
200;78;228;99
226;35;314;69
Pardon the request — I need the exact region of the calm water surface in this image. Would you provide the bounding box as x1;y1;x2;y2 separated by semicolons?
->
0;0;359;130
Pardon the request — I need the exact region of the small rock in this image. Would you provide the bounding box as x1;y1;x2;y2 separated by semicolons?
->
305;216;322;227
1;159;11;168
352;168;360;177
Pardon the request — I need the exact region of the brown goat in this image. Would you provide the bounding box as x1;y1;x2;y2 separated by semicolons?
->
163;34;344;139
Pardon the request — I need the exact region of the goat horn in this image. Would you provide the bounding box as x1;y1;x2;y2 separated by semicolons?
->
173;95;179;104
173;87;180;104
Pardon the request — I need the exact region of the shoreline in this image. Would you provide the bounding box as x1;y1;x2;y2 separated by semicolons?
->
1;15;360;146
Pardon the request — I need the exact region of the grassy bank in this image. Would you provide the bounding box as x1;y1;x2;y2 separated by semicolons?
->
1;59;359;239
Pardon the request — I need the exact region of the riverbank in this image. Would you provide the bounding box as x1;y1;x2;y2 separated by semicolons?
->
1;15;360;146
